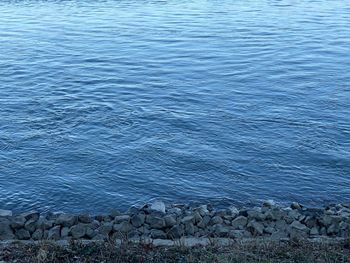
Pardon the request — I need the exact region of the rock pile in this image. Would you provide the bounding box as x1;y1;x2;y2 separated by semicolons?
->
1;201;350;241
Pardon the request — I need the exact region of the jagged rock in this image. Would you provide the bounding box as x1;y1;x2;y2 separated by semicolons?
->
21;211;40;222
131;213;145;228
264;226;275;234
271;230;288;240
193;212;203;224
327;223;340;235
15;229;31;240
0;220;15;240
214;224;229;237
164;215;177;227
32;229;43;240
210;216;223;225
291;202;302;210
127;206;139;215
167;207;182;216
113;222;132;233
247;209;265;221
61;227;69;238
110;209;121;218
231;216;247;229
78;214;92;224
310;227;319;236
228;205;239;217
247;221;264;236
48;226;61;240
37;217;54;230
181;215;195;224
289;221;309;239
70;224;87;239
197;215;211;228
55;214;77;227
167;225;184;239
263;200;276;208
0;210;12;217
196;205;209;216
151;229;167;239
184;222;195;235
24;219;38;233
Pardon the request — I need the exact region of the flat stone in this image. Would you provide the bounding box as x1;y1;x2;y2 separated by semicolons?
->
114;215;130;224
10;216;26;229
231;216;247;229
70;224;87;239
150;201;166;214
55;214;77;227
290;220;308;231
0;209;12;217
15;229;31;240
210;216;223;225
247;221;264;236
150;229;167;239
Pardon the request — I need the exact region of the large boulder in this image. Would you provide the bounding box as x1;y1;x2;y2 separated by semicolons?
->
55;214;77;227
231;216;247;229
0;220;15;240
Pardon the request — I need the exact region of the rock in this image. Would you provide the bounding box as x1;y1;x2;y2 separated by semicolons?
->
48;226;61;240
110;209;121;218
113;222;132;233
0;220;15;240
86;227;97;239
229;230;244;239
37;217;54;230
151;229;167;239
184;222;195;235
193;212;203;224
0;209;12;217
247;221;264;236
21;211;40;222
61;227;69;238
247;209;265;221
167;207;182;216
131;214;145;228
214;224;229;237
10;216;26;229
327;223;340;235
264;226;275;234
289;221;309;239
78;214;92;224
127;206;140;215
310;227;319;236
164;215;177;227
196;205;209;216
146;216;165;229
231;216;247;229
291;202;302;210
15;229;31;240
167;225;184;239
271;230;288;240
210;216;223;225
70;224;86;239
55;214;77;227
263;200;276;208
290;220;308;231
341;202;350;209
24;219;38;233
150;201;166;214
32;229;43;240
197;215;211;229
98;222;113;235
92;234;107;240
114;215;130;224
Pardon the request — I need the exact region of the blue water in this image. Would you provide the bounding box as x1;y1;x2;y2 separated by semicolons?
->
0;0;349;213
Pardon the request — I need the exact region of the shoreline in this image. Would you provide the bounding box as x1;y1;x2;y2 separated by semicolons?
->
1;200;350;242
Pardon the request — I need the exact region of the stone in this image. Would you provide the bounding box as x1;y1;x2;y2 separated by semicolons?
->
196;205;209;216
271;230;288;240
131;214;145;228
342;202;350;208
247;209;265;221
214;224;229;237
48;226;61;240
197;215;211;229
78;214;92;224
327;223;340;235
167;207;182;216
127;206;140;215
290;220;308;231
55;214;77;227
15;229;31;240
231;216;247;229
0;209;12;217
0;221;15;240
70;224;87;239
98;222;113;235
228;206;239;217
24;219;38;233
61;227;69;238
229;230;244;239
264;226;275;234
151;229;167;239
21;211;40;222
193;212;203;224
150;201;166;214
164;215;177;227
210;216;223;225
32;229;43;240
167;225;184;239
110;209;121;218
114;215;130;224
291;202;302;210
86;227;97;239
37;217;54;230
10;216;26;229
181;215;195;224
146;216;165;229
92;234;107;240
263;200;276;208
113;222;132;233
247;221;264;236
184;222;195;235
310;227;319;236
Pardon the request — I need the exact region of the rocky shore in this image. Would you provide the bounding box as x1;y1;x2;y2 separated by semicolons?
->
1;201;350;242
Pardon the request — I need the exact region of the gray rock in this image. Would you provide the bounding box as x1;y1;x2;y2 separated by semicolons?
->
15;229;31;240
184;222;195;235
70;224;87;239
131;213;145;228
0;220;15;240
32;229;43;240
113;222;133;233
151;229;167;239
228;205;239;217
48;226;61;240
264;226;275;234
114;215;130;224
247;209;265;221
86;228;97;239
247;221;264;236
10;216;26;229
193;212;203;224
167;225;184;239
92;234;107;240
181;215;195;224
0;209;12;217
21;211;40;222
327;223;340;235
310;227;319;236
78;214;92;224
263;200;276;208
98;222;113;235
197;215;211;228
150;201;166;214
210;216;223;225
110;209;121;218
271;230;288;240
342;202;350;208
291;202;302;210
290;220;308;231
214;224;229;237
229;230;244;239
167;207;182;216
24;219;38;233
164;215;177;227
61;227;69;238
196;205;209;216
146;216;165;229
37;217;54;230
55;214;77;227
231;216;247;229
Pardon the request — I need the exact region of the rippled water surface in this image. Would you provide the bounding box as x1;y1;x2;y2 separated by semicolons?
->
0;0;350;213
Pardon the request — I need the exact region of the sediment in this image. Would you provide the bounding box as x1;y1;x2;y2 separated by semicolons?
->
1;200;350;243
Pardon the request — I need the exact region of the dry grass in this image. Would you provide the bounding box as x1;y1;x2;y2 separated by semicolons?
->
1;238;350;263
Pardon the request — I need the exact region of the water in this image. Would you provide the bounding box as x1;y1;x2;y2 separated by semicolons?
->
0;0;349;213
